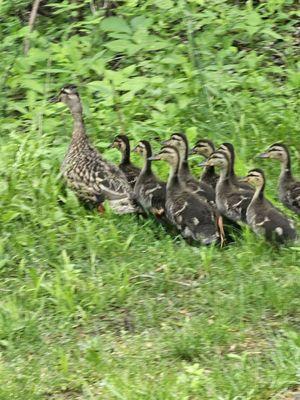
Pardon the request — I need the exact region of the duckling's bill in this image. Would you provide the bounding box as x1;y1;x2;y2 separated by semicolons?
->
198;160;208;167
257;152;270;158
148;155;161;161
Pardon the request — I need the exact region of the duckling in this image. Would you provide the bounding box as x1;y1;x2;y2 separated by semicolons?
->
203;151;253;223
242;169;297;244
149;145;220;245
110;135;141;188
133;140;166;217
190;139;219;188
163;133;215;203
218;142;252;191
50;84;137;214
258;143;300;215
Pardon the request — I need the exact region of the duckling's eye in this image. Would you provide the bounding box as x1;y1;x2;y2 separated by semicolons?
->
213;154;224;160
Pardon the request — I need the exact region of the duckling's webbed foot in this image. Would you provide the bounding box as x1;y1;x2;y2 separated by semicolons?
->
97;203;106;214
217;216;225;247
152;207;165;218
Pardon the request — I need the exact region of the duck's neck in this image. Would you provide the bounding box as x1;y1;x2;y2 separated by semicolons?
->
251;183;265;204
167;160;180;190
202;165;216;179
121;145;130;165
142;149;152;176
280;153;293;182
219;162;231;184
70;103;87;141
229;153;236;178
179;146;190;177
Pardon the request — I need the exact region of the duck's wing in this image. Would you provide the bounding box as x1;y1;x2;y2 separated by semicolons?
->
168;193;219;243
261;205;296;242
120;164;141;188
137;176;166;211
186;177;215;203
93;161;135;200
225;191;252;221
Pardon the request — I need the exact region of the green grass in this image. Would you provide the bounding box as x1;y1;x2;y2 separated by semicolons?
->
0;128;299;399
1;0;300;398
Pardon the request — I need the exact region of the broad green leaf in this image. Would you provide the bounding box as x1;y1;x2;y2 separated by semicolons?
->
119;77;148;93
130;16;153;30
87;81;113;96
104;40;141;55
246;11;262;26
262;28;283;40
155;0;174;9
101;17;131;34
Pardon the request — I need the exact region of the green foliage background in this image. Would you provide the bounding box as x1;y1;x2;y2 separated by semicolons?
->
0;1;299;399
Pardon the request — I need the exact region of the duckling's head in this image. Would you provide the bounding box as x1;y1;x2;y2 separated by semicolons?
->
204;151;230;168
243;169;265;188
50;84;82;113
258;143;289;162
191;139;215;158
163;133;188;157
110;135;130;152
149;145;180;166
133;140;152;157
218;142;234;161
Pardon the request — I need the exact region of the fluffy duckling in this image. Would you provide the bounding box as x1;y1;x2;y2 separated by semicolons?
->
218;142;252;191
258;143;300;215
50;84;137;214
203;151;253;222
242;169;297;243
190;139;219;188
110;135;141;188
163;133;215;203
133;140;166;217
149;145;220;245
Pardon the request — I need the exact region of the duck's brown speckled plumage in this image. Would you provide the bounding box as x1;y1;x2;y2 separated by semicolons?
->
53;84;137;214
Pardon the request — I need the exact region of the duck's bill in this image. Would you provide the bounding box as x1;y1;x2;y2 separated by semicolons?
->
161;139;170;146
198;161;208;167
257;152;269;158
49;96;59;103
188;149;196;155
148;155;160;161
